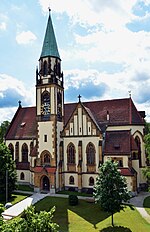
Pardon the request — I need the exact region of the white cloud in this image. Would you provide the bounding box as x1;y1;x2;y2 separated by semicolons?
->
16;31;37;44
38;0;138;29
0;22;6;30
0;74;35;106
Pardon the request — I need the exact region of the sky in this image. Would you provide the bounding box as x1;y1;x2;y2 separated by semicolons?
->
1;0;150;123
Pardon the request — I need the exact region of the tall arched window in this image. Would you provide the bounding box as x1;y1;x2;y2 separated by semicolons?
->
41;91;50;117
67;143;75;164
20;172;25;180
22;143;28;162
8;143;14;160
43;60;48;76
89;177;94;186
15;142;19;162
86;143;95;165
69;176;74;185
44;154;50;164
135;136;142;167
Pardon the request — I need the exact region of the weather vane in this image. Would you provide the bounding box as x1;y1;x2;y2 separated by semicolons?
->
48;0;51;12
128;90;131;98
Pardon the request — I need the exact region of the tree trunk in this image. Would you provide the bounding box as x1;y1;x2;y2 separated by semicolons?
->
111;213;114;227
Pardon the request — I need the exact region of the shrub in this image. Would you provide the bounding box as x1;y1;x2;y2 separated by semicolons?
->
68;195;78;206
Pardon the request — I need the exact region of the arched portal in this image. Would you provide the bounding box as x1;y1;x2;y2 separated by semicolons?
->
42;176;50;191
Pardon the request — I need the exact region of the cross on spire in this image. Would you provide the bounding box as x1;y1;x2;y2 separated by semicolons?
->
78;94;82;103
48;6;51;13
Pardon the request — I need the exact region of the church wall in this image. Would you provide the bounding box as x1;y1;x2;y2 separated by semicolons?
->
17;170;30;184
6;139;32;163
37;121;53;158
64;136;100;173
82;174;97;188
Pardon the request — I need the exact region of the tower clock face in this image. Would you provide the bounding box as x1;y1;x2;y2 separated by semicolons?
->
41;103;50;115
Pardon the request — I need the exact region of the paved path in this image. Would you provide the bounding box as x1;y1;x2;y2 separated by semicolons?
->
2;193;47;220
130;192;150;223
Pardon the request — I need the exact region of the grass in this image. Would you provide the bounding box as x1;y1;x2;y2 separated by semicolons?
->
0;193;30;205
143;196;150;215
11;193;30;205
16;184;34;192
35;196;150;232
57;190;93;197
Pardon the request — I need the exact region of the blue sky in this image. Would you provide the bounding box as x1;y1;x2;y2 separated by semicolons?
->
1;0;150;122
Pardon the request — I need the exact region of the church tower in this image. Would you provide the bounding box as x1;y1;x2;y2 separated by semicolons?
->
35;10;64;193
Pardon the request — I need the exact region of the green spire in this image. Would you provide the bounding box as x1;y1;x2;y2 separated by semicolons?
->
40;12;60;59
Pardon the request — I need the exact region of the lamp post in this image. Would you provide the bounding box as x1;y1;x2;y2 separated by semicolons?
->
6;169;8;203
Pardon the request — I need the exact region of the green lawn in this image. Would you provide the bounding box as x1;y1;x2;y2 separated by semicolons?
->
11;193;30;205
35;196;150;232
0;193;30;205
143;196;150;215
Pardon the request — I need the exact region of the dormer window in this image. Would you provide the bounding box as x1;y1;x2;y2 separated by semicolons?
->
20;122;26;128
114;144;120;149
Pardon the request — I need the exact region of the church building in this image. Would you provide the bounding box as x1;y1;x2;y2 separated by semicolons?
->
5;12;146;194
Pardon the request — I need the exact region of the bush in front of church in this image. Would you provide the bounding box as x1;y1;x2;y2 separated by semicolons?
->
68;195;78;206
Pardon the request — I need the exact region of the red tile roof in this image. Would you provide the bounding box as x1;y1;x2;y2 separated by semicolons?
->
34;166;56;173
64;98;144;126
104;130;132;155
5;98;144;140
5;107;37;140
119;168;135;176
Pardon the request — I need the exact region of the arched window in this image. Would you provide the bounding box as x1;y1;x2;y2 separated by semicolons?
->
41;91;50;117
135;136;142;167
69;176;74;185
20;172;25;180
22;143;28;162
15;142;19;162
44;154;50;163
89;177;94;186
67;143;75;164
86;143;95;165
8;143;14;160
43;60;48;76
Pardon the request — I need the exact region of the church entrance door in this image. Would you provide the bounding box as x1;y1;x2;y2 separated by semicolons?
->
42;176;50;191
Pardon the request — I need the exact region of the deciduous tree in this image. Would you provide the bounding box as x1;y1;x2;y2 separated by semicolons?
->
94;159;130;227
0;121;10;143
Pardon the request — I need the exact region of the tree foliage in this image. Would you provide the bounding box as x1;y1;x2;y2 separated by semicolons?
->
142;132;150;188
94;160;130;227
0;143;17;202
0;121;10;143
0;206;59;232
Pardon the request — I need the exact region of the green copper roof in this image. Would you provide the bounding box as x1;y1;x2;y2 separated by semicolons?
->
40;13;60;59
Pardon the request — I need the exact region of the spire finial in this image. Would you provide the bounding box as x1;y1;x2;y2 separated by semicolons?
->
128;90;131;98
78;94;82;103
18;100;22;108
48;5;51;13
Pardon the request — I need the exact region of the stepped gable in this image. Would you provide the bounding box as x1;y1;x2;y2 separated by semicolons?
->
104;130;131;155
5;107;37;140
